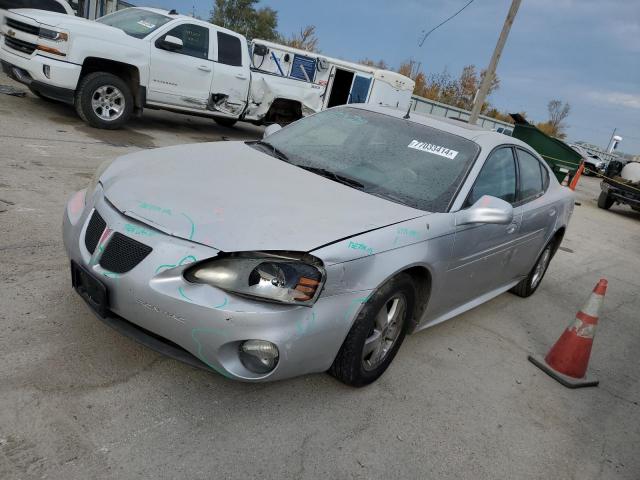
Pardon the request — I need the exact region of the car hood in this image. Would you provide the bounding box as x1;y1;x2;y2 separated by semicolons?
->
101;142;427;252
11;9;116;31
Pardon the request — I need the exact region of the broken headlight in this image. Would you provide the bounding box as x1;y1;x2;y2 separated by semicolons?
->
39;28;69;41
185;252;325;306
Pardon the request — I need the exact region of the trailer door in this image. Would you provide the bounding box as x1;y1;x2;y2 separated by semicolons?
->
348;75;372;104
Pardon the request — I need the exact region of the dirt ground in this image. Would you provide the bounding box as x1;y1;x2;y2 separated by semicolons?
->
1;73;639;479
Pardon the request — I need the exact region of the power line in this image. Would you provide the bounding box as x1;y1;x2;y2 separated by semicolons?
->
418;0;477;47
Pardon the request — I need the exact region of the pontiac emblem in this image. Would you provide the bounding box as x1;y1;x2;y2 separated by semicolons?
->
6;29;16;38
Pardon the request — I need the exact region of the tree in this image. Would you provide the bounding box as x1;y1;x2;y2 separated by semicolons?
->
210;0;278;41
279;25;320;52
534;100;570;139
360;58;389;70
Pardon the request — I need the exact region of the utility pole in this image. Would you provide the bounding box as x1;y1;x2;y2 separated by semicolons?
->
469;0;521;124
606;127;617;151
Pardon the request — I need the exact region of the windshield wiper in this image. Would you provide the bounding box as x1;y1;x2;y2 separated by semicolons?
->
251;140;290;162
296;165;365;190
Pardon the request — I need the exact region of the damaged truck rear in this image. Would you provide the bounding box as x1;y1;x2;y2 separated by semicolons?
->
0;6;415;129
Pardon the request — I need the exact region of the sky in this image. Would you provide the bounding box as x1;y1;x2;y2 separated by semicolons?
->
135;0;640;154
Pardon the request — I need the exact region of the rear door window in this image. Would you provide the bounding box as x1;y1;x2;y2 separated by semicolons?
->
516;148;545;202
217;31;242;66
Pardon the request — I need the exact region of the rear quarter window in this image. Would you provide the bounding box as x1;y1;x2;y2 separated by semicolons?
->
217;31;242;66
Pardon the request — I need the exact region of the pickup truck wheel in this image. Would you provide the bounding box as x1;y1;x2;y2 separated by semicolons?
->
329;273;415;387
597;191;614;210
213;118;237;128
75;72;133;129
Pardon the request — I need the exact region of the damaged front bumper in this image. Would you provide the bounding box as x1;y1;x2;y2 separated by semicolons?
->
62;188;370;382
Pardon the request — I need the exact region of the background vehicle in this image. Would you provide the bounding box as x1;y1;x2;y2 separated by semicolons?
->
0;0;73;33
598;160;640;212
62;105;573;386
570;143;608;176
0;7;413;129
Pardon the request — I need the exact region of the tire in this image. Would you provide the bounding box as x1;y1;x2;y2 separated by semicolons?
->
74;72;133;129
330;273;416;387
597;191;614;210
510;241;554;298
213;117;238;128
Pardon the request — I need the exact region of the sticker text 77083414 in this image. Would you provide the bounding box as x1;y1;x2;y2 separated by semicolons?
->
407;139;459;160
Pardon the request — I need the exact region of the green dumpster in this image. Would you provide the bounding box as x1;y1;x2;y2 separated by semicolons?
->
510;114;582;183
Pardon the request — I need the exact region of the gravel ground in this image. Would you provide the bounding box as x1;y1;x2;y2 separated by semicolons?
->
1;73;639;479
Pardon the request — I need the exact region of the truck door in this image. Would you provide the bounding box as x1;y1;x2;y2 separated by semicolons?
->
147;22;213;109
208;30;249;117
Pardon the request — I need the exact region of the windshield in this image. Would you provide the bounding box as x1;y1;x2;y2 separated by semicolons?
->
261;108;480;212
96;8;172;39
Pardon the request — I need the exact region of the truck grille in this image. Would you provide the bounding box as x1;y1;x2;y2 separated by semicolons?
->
4;36;37;55
99;232;152;274
6;18;40;36
85;211;106;254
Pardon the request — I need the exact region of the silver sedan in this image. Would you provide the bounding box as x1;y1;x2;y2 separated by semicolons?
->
62;105;574;386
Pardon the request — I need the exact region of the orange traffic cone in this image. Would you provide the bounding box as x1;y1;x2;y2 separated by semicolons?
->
561;172;570;187
569;163;585;190
528;279;607;388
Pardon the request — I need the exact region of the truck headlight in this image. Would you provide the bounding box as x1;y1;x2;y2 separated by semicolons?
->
39;28;68;41
185;252;325;305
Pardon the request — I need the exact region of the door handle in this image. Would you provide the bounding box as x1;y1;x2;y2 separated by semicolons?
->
506;223;518;234
235;74;248;80
549;208;557;217
198;65;212;72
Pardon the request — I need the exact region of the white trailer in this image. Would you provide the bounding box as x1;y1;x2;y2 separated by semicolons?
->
250;39;415;113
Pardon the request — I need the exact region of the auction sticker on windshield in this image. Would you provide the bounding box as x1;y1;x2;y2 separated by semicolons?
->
137;20;156;29
407;140;459;159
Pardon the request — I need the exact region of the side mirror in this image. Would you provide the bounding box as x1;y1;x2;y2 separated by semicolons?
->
160;35;183;51
456;195;513;226
263;123;282;138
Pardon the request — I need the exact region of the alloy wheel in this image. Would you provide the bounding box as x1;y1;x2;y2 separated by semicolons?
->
531;246;552;289
362;294;406;371
91;85;125;121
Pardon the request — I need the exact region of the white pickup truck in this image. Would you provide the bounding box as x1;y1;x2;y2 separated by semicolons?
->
0;6;332;128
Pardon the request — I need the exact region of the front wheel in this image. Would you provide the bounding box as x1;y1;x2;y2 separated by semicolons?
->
330;273;415;387
597;191;614;210
75;72;133;129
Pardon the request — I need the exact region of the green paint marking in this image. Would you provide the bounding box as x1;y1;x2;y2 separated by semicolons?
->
124;223;156;237
139;202;172;215
155;255;197;274
178;287;193;302
213;296;228;309
191;327;234;379
181;212;195;240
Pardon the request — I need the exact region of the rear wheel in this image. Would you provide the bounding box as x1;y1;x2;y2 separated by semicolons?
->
75;72;133;129
597;191;614;210
510;241;554;298
330;274;415;387
213;117;238;128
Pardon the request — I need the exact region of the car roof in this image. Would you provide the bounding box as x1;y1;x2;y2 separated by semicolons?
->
343;104;534;153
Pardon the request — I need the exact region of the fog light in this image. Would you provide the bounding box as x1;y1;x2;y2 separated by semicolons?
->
43;65;51;78
239;340;279;374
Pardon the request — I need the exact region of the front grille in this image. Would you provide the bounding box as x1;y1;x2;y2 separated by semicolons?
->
6;18;40;36
99;233;152;274
4;36;37;55
85;210;106;254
